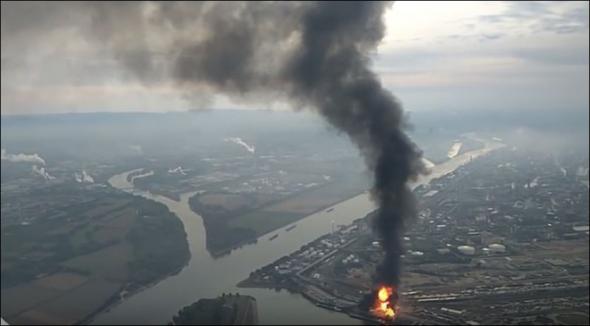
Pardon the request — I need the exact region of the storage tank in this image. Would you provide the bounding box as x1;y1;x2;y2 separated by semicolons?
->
457;245;476;255
488;243;506;253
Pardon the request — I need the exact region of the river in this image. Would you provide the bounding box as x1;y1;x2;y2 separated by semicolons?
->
92;138;503;325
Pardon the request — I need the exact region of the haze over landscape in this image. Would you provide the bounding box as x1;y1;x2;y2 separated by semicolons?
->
1;1;588;325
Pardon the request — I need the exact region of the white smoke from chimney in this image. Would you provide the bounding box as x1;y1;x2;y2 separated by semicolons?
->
447;142;463;158
1;148;46;165
74;170;95;183
224;137;255;154
32;165;55;180
82;170;94;183
168;166;187;175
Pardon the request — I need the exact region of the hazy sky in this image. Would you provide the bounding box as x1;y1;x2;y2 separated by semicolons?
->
1;1;588;115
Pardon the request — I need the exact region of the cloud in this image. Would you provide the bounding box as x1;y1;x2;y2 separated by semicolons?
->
1;1;588;115
371;1;589;113
511;44;589;66
478;1;589;35
479;33;504;41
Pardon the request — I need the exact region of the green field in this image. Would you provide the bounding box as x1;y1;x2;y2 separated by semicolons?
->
192;173;369;254
230;174;369;234
229;211;301;235
1;186;189;325
14;278;121;325
63;243;132;282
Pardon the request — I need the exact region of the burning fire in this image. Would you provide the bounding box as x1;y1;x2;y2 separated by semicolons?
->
373;286;398;320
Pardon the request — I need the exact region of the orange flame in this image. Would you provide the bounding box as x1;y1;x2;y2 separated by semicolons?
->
373;286;397;320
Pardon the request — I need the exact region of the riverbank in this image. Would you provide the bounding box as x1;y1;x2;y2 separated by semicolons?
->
236;137;505;321
206;189;371;258
77;171;194;325
82;260;188;325
91;136;504;325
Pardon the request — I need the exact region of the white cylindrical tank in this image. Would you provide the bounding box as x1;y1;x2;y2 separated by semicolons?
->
488;243;506;253
457;245;476;255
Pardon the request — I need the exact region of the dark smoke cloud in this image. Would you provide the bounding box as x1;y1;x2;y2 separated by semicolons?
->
3;1;425;286
281;2;426;286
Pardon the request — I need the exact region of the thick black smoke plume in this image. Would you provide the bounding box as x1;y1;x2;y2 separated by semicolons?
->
7;1;425;287
281;2;426;286
93;0;425;287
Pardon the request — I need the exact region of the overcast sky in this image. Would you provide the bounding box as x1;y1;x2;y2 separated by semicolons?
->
1;1;588;115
